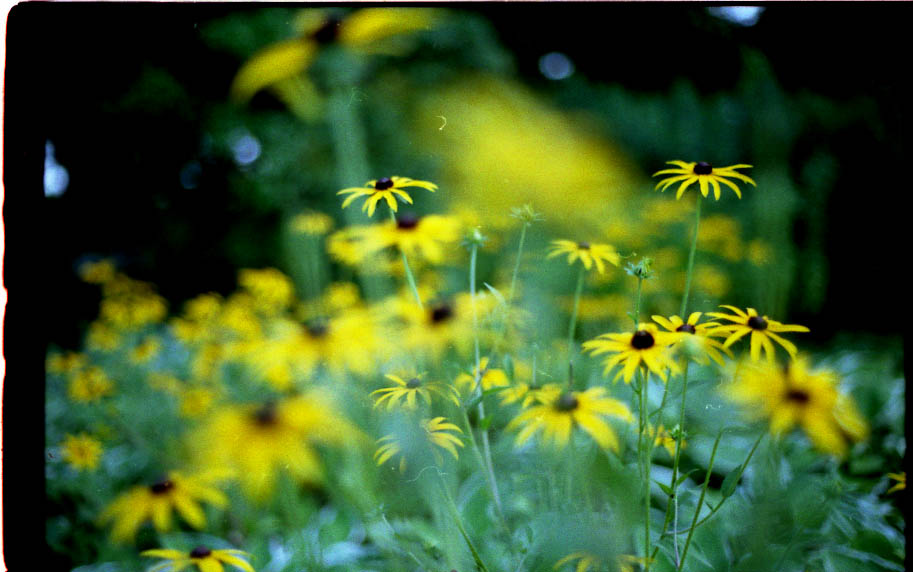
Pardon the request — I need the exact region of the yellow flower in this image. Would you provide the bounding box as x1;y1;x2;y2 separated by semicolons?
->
191;394;363;501
392;292;493;359
371;373;460;410
141;546;255;572
547;239;621;274
555;552;649;572
291;210;334;235
374;416;464;470
499;382;563;409
651;312;731;366
46;351;88;375
707;305;810;362
724;355;868;457
179;386;219;419
130;336;161;364
98;470;229;544
59;433;103;471
653;160;756;200
650;424;684;457
583;324;682;383
507;387;633;451
887;472;906;494
337;176;438;217
68;366;114;402
78;258;117;284
238;268;295;314
454;357;510;394
377;213;461;263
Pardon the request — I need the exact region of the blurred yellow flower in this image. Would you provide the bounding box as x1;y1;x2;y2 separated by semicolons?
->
291;210;334;236
378;213;461;264
78;258;117;284
707;305;809;362
697;214;743;261
583;324;682;383
238;268;295;314
46;351;88;375
887;472;906;494
130;336;161;364
650;424;683;457
507;387;633;451
68;366;114;402
337;176;437;217
547;239;621;275
555;552;649;572
59;433;103;471
391;292;492;359
454;357;510;394
724;355;868;457
499;382;563;409
374;416;464;470
98;470;229;544
653;160;756;200
371;372;460;410
652;312;731;366
141;546;255;572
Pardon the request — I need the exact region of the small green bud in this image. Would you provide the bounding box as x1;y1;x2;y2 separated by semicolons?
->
509;203;544;225
625;257;654;280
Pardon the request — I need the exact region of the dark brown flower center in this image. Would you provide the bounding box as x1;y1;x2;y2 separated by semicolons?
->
374;177;394;190
396;213;420;230
190;546;212;558
306;319;329;337
554;392;579;412
430;303;454;324
311;17;341;44
406;377;422;389
747;316;768;330
150;478;175;494
254;402;278;426
631;330;655;350
577;241;591;250
785;389;810;405
676;324;696;334
693;162;713;175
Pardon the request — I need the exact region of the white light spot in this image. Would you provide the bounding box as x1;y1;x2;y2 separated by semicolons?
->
44;141;69;197
707;6;765;27
538;52;575;81
230;130;261;167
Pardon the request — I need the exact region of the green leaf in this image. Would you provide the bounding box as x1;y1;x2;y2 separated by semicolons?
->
483;282;506;305
676;469;700;487
654;480;674;496
720;465;742;498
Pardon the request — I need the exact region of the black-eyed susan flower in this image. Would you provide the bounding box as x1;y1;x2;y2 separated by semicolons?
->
98;470;230;544
653;160;756;200
141;546;255;572
374;417;464;470
46;351;88;375
190;394;363;501
67;366;114;402
454;357;510;395
707;305;809;362
887;472;906;494
238;268;296;314
507;387;633;451
59;433;103;471
652;312;731;366
337;176;438;217
376;213;461;264
371;372;460;410
499;382;563;409
724;355;868;457
291;210;334;236
392;292;494;359
583;324;682;384
547;239;621;274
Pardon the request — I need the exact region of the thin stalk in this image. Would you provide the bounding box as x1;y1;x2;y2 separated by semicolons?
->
671;362;690;562
566;266;586;389
436;469;491;572
495;222;529;352
680;198;703;317
678;428;724;571
640;370;653;571
633;274;644;329
389;210;423;309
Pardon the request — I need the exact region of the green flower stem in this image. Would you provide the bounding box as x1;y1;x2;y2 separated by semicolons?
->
680;197;703;317
671;362;690;562
435;469;491;572
494;221;529;352
567;266;586;355
633;274;644;328
677;431;764;570
390;210;423;309
639;369;653;571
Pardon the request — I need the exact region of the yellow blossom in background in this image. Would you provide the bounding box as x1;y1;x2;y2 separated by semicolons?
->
653;160;756;200
708;305;809;362
547;239;621;274
392;292;493;359
567;293;629;323
583;323;682;383
47;351;88;375
499;382;562;409
141;546;255;572
747;239;773;266
78;258;117;284
724;355;868;457
887;472;906;494
191;394;363;501
68;366;114;402
377;213;461;264
130;336;161;364
98;470;230;544
337;176;438;217
371;372;460;410
291;210;334;235
555;552;649;572
507;387;633;451
59;433;103;471
697;214;744;261
454;357;510;394
650;424;683;457
179;386;219;418
692;263;731;298
374;417;464;470
238;268;295;314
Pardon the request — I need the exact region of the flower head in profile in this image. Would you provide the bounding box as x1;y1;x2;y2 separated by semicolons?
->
59;433;103;471
653;160;756;200
507;387;633;451
724;355;868;457
547;239;621;274
583;324;682;383
374;417;464;471
707;305;809;362
337;176;437;217
371;372;460;410
454;357;510;395
98;470;230;544
652;312;731;366
141;546;254;572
